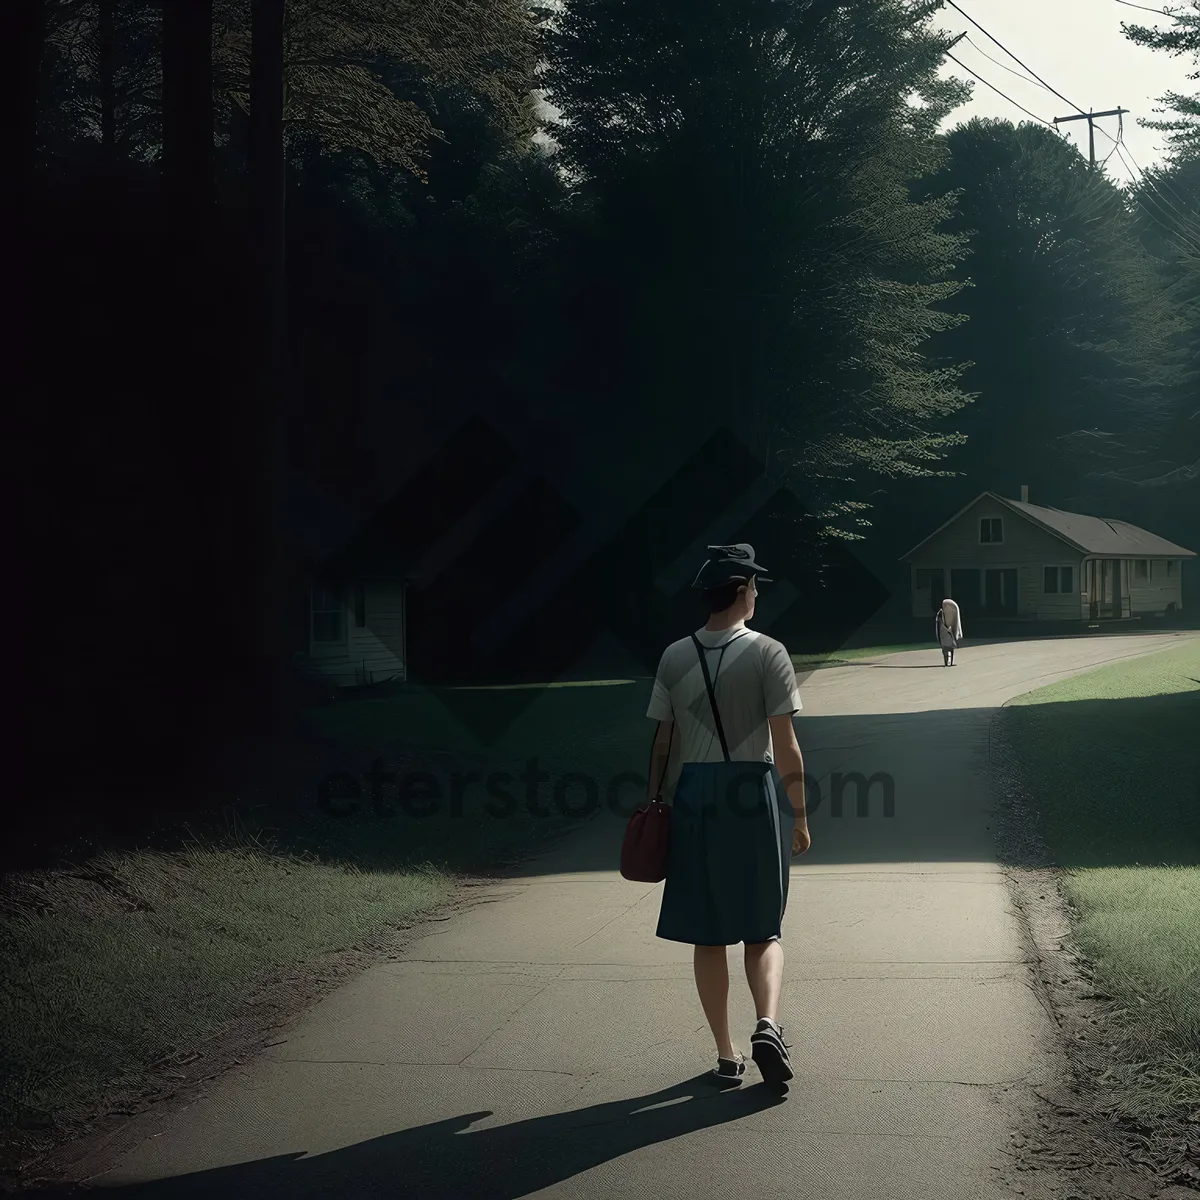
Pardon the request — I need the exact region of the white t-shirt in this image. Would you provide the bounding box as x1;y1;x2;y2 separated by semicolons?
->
646;624;802;799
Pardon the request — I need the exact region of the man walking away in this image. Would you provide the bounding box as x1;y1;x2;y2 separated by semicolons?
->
645;544;811;1090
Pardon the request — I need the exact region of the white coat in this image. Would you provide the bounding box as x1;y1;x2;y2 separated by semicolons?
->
937;598;963;647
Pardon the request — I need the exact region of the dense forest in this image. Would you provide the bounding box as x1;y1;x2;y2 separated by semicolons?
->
10;0;1199;862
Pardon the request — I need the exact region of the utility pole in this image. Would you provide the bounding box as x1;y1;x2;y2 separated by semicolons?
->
1053;107;1128;168
947;30;967;50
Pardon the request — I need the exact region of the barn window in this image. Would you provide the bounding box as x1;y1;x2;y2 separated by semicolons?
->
979;517;1003;544
312;581;345;643
1134;559;1149;582
1043;566;1058;593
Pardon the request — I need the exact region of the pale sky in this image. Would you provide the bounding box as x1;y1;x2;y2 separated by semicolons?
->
931;0;1196;182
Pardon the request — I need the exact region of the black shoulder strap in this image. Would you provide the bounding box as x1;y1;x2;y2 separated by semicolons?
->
648;722;671;801
691;632;744;762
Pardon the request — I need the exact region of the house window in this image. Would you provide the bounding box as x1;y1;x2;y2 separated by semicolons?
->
354;582;366;628
915;567;945;606
1044;566;1074;594
1167;560;1176;577
979;517;1003;544
1134;559;1149;582
312;581;345;643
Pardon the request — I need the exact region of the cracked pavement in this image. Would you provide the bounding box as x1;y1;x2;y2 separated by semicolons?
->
62;633;1194;1198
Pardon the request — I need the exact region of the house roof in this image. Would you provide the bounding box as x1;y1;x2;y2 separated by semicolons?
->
1001;497;1195;558
902;491;1196;561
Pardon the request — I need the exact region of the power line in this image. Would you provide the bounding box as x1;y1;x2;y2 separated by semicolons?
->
1105;139;1200;253
1096;120;1200;218
943;0;1086;115
1098;118;1124;169
1119;140;1193;213
945;0;1200;249
1118;145;1200;246
1117;149;1200;242
1054;107;1130;168
1113;0;1178;14
962;35;1055;93
945;51;1054;125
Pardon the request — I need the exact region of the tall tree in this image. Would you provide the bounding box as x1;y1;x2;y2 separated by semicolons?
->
1123;4;1200;536
37;1;162;167
913;118;1187;510
538;0;975;538
212;0;539;178
1123;0;1200;165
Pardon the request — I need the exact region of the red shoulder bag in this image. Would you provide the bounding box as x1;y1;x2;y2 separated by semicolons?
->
619;726;671;882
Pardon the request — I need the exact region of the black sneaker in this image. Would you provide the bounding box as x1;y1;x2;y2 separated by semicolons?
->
750;1018;793;1086
710;1053;746;1085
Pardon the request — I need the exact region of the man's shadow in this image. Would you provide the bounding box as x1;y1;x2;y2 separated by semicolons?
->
67;1075;788;1199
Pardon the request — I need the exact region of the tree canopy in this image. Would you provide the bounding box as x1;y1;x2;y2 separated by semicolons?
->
538;0;977;537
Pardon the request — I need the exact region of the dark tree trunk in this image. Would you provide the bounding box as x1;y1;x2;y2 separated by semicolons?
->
248;0;289;735
10;0;44;225
10;0;45;833
98;0;117;164
250;0;286;333
161;0;214;221
159;0;225;788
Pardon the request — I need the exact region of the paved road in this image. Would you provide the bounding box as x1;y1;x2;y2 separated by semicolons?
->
62;633;1194;1198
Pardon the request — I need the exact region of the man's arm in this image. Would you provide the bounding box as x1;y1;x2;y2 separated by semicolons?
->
648;720;673;802
769;713;810;855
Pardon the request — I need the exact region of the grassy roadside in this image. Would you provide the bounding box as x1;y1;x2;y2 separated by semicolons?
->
0;828;451;1136
1001;639;1200;1119
0;679;651;1154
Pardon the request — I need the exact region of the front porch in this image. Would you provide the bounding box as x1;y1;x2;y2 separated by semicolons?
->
913;564;1085;622
1082;557;1131;621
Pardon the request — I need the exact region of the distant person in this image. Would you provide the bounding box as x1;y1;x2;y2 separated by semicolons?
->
936;597;962;666
645;544;811;1089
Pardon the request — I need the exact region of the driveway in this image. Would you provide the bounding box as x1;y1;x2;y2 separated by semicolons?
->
58;633;1193;1198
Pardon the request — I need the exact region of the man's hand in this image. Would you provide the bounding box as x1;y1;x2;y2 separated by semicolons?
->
792;825;811;857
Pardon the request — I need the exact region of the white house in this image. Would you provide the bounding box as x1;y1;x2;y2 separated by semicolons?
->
902;488;1195;622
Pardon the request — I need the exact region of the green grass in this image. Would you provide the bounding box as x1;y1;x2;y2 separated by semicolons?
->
1;679;653;1143
1003;639;1200;1118
0;823;451;1133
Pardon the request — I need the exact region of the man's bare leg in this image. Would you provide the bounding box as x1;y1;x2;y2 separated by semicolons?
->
744;939;784;1023
693;945;736;1059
